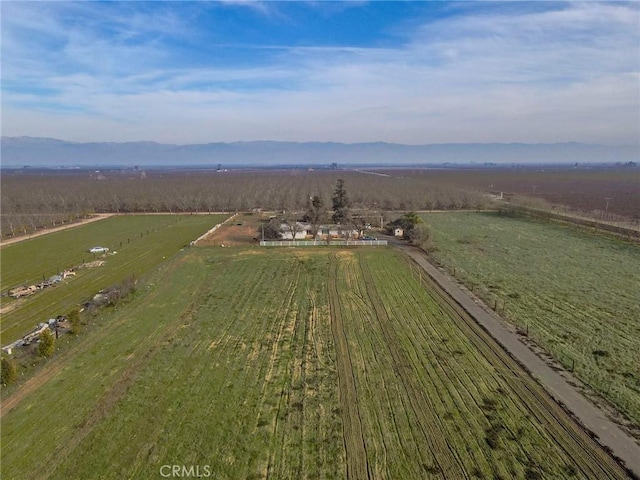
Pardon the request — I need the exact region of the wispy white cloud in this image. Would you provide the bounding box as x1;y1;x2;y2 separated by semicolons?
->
2;1;638;146
217;0;273;15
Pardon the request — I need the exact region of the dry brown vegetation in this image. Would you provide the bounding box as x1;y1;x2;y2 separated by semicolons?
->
1;169;486;237
3;166;638;238
408;167;640;219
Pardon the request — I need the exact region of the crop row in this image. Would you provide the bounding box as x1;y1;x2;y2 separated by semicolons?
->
0;247;628;479
335;249;624;478
2;248;347;479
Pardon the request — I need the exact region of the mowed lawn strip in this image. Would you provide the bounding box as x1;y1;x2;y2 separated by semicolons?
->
421;211;640;425
0;214;227;342
1;247;628;479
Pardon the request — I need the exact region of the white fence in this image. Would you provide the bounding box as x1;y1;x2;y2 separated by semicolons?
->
191;213;238;246
260;240;388;247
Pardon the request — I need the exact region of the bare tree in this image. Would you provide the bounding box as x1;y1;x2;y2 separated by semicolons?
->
350;211;376;238
302;195;326;239
281;212;304;240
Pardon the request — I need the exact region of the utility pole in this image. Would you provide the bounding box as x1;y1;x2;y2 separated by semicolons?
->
532;185;539;196
604;197;612;219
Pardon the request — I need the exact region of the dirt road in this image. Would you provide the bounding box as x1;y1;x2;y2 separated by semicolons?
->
390;238;640;477
0;214;115;248
0;212;233;248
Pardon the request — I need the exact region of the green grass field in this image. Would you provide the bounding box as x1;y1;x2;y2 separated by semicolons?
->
0;246;626;479
421;211;640;425
0;215;227;342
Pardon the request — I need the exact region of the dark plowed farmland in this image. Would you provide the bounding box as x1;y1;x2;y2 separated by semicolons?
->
402;167;640;218
0;247;629;479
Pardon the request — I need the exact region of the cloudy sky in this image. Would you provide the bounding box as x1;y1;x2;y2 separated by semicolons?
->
2;1;639;145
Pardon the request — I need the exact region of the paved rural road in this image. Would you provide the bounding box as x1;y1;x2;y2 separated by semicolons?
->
389;239;640;478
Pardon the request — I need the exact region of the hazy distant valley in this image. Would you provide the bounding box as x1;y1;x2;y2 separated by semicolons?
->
2;137;637;168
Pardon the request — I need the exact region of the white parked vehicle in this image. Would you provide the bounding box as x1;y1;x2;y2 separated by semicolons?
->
88;246;109;254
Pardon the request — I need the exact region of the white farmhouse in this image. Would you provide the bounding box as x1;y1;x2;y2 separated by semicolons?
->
280;223;309;240
279;222;360;240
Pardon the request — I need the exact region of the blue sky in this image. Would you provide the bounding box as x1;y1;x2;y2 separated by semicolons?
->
2;1;639;145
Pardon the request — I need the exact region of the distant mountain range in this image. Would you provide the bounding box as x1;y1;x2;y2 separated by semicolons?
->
1;136;637;167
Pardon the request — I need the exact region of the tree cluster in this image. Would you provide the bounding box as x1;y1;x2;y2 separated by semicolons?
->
84;275;138;314
2;170;489;237
387;211;421;238
386;211;432;249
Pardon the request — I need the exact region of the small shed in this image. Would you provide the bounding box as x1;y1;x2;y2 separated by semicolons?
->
393;228;404;238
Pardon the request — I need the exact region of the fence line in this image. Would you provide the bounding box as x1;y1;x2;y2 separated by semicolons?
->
260;240;388;247
191;213;238;246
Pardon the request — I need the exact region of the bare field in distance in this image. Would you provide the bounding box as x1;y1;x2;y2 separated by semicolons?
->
404;167;640;219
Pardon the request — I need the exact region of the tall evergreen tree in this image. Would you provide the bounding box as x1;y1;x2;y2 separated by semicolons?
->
303;195;326;237
332;179;350;224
